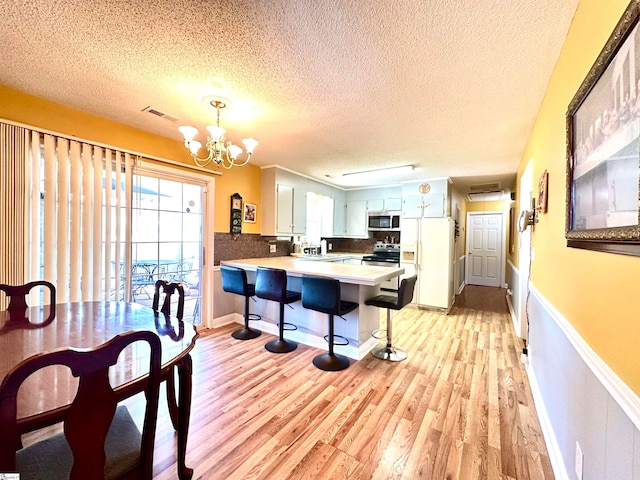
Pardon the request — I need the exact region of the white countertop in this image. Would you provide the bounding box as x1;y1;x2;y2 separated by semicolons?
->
221;256;403;286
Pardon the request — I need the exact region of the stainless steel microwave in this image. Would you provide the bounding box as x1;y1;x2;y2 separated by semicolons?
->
367;211;401;231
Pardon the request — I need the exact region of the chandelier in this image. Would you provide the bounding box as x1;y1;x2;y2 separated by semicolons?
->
178;99;258;169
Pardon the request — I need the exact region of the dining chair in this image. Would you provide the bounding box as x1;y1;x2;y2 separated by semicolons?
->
0;330;162;479
0;281;56;329
0;280;56;312
151;279;185;431
152;279;185;320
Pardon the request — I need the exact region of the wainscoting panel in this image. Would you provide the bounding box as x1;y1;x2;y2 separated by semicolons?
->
527;284;640;480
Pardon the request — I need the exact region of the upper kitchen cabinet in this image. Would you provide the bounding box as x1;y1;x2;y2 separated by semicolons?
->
345;200;368;237
401;179;451;218
261;167;307;236
367;196;402;212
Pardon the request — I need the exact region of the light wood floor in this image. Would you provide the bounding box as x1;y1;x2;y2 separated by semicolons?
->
151;285;554;480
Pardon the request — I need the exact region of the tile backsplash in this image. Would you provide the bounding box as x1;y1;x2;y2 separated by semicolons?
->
214;231;401;264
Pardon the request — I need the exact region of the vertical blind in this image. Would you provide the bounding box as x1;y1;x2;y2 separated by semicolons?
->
0;121;134;304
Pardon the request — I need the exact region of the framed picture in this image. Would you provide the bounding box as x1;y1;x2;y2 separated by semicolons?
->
243;202;256;223
566;0;640;256
538;170;549;214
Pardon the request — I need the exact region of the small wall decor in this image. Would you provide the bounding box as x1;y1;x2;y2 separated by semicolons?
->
230;193;242;237
537;170;548;214
566;0;640;256
244;202;256;223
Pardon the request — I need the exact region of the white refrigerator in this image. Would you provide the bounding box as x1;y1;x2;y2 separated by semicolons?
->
400;217;455;312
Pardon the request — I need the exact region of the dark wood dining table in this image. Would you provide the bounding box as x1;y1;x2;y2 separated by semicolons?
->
0;301;199;479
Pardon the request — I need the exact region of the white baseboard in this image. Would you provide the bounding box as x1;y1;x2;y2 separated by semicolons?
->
526;362;569;480
211;313;242;328
505;292;518;336
211;316;378;361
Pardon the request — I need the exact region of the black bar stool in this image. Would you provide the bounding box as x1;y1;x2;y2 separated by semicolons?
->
301;275;358;371
255;267;300;353
220;266;262;340
364;275;417;361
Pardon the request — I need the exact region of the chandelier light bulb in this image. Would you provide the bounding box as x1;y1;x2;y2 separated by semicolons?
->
188;140;202;155
206;125;226;141
178;125;198;142
227;143;243;160
242;137;258;154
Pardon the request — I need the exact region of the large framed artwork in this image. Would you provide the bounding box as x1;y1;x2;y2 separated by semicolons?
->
566;0;640;256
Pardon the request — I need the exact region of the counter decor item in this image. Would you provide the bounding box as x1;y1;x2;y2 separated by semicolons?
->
566;0;640;256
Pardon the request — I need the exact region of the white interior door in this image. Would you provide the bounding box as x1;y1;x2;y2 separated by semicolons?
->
466;212;504;287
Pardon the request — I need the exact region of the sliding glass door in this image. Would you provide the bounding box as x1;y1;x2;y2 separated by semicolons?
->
130;174;204;324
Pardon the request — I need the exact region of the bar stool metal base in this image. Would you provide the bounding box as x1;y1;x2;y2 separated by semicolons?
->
231;327;262;340
371;344;407;362
265;338;297;353
313;352;350;371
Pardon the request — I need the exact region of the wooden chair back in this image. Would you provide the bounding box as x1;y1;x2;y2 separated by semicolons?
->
152;280;185;320
0;330;162;479
0;281;56;329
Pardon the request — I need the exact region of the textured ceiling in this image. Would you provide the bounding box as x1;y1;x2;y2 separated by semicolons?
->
0;0;579;192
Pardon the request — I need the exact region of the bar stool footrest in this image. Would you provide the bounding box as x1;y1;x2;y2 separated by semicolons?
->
371;329;387;340
279;322;297;331
324;334;349;346
248;313;261;321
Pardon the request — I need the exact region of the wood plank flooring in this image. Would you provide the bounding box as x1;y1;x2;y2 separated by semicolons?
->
151;285;554;479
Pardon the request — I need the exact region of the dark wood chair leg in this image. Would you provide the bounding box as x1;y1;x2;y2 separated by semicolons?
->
176;354;194;480
166;365;178;429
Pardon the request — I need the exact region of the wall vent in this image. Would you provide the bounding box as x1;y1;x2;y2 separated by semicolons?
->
467;191;504;202
469;182;501;192
141;106;178;122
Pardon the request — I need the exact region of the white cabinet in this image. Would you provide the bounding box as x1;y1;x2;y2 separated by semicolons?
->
384;197;402;211
333;197;345;236
402;193;445;218
367;198;384;212
345;200;368;237
276;184;295;234
366;197;402;212
261;168;306;236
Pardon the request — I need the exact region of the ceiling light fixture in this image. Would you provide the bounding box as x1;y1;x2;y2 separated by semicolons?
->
178;99;258;169
327;165;415;179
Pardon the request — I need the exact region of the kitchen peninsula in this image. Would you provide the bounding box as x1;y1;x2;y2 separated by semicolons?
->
220;256;404;360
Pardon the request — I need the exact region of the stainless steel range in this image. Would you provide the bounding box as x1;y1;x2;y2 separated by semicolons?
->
362;243;401;292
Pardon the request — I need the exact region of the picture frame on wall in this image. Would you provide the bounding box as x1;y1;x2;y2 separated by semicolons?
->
538;170;549;214
243;202;256;223
566;0;640;256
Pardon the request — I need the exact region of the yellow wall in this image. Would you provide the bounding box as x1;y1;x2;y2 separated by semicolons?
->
0;85;262;233
465;199;510;213
517;0;640;394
